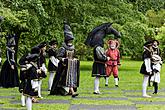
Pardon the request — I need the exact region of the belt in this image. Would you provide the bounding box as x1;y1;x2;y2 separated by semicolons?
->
94;61;105;64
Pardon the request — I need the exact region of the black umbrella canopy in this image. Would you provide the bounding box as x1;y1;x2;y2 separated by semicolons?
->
84;23;121;47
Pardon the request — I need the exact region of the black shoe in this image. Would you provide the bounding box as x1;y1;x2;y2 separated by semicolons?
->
105;84;108;87
153;92;157;94
115;85;119;87
72;93;79;98
93;92;101;94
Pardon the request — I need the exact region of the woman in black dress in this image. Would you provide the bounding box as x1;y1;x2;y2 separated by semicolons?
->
0;35;19;88
50;22;80;97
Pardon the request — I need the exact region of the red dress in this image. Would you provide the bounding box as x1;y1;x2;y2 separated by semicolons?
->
105;48;120;77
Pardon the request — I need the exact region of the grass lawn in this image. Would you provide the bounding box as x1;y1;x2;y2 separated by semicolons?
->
0;59;165;110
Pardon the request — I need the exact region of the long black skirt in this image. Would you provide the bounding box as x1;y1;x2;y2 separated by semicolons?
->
0;60;19;88
50;59;79;95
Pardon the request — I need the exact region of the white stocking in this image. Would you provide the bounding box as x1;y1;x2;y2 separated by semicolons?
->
48;71;55;90
21;94;25;106
38;80;42;97
142;75;149;96
114;78;118;85
105;77;109;85
26;97;32;110
94;77;100;92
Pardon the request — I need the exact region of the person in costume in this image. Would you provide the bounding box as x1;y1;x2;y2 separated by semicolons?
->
47;39;59;91
140;41;153;98
84;23;121;94
19;46;41;106
105;39;120;87
150;40;162;94
23;53;40;110
19;52;30;107
37;42;47;98
30;46;42;103
91;39;110;94
0;34;19;88
50;22;80;97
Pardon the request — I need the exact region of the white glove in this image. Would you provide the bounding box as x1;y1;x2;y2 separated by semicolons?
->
41;63;47;73
62;58;65;62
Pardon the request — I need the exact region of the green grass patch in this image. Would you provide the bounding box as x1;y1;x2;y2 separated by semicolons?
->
33;104;70;110
0;60;165;109
71;99;133;105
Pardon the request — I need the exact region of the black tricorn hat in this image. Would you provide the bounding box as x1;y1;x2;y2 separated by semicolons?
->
38;42;47;49
144;40;153;46
49;39;58;46
31;46;40;54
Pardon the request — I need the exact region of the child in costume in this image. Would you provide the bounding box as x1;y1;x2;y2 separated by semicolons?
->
105;40;120;87
150;40;162;94
140;41;153;98
23;53;40;110
37;42;47;98
47;39;59;91
19;52;30;107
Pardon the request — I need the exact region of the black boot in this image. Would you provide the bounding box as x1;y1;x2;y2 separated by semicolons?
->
153;82;158;94
148;75;152;87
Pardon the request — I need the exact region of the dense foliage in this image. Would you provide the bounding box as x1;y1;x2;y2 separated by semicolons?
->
0;0;165;60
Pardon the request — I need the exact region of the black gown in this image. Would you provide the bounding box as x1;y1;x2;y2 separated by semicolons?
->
0;47;19;88
50;43;80;95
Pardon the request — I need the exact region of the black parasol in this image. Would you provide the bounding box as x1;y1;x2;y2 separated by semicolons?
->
84;23;121;47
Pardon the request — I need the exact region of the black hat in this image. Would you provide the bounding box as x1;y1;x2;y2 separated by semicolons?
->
49;39;58;46
152;39;159;45
6;34;16;47
26;54;39;62
64;22;74;42
31;46;40;54
144;40;153;46
38;42;47;49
